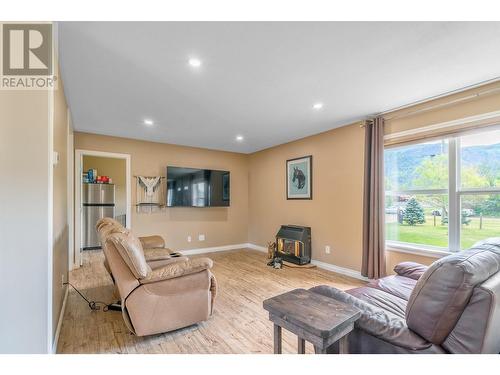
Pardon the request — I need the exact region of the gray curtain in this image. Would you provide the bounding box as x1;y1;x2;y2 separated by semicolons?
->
362;117;386;279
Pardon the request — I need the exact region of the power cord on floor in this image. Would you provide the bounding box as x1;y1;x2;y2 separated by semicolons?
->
64;282;118;312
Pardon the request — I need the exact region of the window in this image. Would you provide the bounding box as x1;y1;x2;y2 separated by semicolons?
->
385;128;500;252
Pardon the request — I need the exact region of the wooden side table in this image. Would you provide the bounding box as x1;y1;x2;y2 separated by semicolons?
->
263;288;361;354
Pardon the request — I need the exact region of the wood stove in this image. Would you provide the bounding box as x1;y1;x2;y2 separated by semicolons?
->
275;225;311;265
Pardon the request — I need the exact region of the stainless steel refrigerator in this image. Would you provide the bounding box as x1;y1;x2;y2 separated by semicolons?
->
82;183;115;250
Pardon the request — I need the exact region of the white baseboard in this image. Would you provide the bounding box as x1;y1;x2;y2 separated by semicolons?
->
179;243;249;256
179;242;368;282
245;243;267;252
52;285;69;354
311;259;369;282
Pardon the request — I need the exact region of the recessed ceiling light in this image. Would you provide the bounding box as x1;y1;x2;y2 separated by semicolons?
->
236;135;244;142
143;119;154;126
313;102;324;110
188;58;202;68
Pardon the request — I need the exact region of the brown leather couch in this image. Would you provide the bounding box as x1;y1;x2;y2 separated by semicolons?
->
310;238;500;354
96;218;218;336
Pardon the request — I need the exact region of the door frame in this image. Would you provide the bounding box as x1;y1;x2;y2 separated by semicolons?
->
67;112;74;271
73;149;131;268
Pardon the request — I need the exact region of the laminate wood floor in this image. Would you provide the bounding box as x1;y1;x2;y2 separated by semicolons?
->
57;249;363;354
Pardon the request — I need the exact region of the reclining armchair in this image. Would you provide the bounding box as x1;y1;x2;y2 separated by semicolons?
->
96;218;174;278
311;238;500;354
96;218;218;336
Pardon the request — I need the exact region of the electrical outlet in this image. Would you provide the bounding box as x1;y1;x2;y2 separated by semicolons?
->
198;234;205;241
325;245;331;254
61;274;65;288
187;236;192;242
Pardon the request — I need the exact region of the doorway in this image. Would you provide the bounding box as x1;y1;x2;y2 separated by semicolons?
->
74;150;131;268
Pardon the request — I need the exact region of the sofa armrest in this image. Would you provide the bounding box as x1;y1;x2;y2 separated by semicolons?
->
393;262;428;280
139;235;165;249
143;247;173;262
310;285;431;351
140;257;213;284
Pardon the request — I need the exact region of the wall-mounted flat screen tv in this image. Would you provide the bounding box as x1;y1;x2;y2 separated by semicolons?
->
166;166;230;207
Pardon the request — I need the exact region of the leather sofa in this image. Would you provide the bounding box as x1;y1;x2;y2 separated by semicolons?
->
96;217;174;278
310;238;500;354
96;218;218;336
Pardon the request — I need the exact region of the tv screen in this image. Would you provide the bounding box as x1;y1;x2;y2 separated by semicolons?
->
166;166;230;207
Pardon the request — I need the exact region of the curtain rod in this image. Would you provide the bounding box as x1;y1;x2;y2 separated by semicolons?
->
382;86;500;121
360;78;500;127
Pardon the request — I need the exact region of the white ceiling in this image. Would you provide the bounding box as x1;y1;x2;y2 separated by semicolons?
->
58;22;500;153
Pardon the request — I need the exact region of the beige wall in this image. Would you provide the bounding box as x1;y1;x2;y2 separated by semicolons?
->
248;123;366;271
74;133;249;250
83;156;127;216
0;22;71;353
0;86;52;352
386;251;436;274
52;63;70;343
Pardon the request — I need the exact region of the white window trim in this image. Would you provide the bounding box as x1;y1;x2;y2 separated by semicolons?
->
386;241;449;259
449;138;460;252
386;189;448;195
385;132;500;256
459;187;500;194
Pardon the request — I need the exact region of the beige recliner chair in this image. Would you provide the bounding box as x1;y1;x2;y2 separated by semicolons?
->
96;217;175;278
96;218;217;336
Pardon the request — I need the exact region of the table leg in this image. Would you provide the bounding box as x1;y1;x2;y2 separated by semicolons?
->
339;333;349;354
273;324;282;354
297;337;305;354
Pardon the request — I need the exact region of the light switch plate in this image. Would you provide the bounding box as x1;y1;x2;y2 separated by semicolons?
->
53;151;59;166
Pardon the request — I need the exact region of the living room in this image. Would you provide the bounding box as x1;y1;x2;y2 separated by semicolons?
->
1;1;500;372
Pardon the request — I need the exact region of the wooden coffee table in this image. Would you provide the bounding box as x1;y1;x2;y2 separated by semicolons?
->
263;288;361;354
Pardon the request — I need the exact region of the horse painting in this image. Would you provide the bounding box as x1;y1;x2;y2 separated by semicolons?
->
292;167;306;189
287;155;312;200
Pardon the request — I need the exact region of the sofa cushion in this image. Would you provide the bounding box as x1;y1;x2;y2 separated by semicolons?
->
96;219;129;247
141;257;213;284
366;274;417;301
139;235;166;249
394;262;428;280
107;232;151;279
95;217;124;232
143;247;173;262
310;286;431;351
406;238;500;345
441;274;500;354
343;328;444;354
99;223;129;239
347;286;407;318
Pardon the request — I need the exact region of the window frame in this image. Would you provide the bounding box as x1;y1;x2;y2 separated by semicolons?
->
385;132;500;253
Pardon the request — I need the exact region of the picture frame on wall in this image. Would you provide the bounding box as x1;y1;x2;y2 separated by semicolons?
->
286;155;312;200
